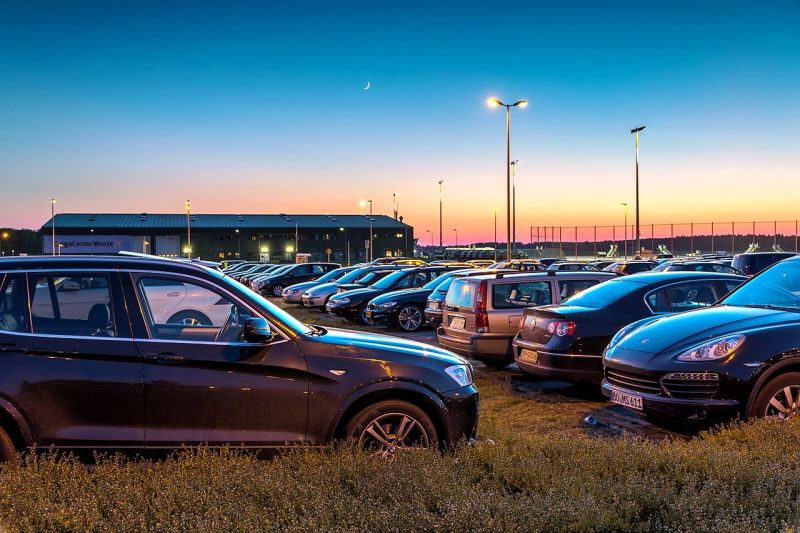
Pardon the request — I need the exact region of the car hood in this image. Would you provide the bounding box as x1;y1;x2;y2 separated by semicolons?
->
370;287;430;305
616;305;800;355
309;327;466;366
305;282;337;295
331;287;381;302
285;281;318;292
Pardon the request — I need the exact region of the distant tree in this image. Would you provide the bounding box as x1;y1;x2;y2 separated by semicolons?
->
0;228;43;256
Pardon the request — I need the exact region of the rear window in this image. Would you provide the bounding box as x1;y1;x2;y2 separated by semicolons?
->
492;281;552;309
561;278;643;308
446;279;479;308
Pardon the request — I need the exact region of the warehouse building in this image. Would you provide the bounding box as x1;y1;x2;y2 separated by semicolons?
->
40;213;414;263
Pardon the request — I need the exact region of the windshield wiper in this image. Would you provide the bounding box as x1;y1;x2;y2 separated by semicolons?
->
742;304;800;313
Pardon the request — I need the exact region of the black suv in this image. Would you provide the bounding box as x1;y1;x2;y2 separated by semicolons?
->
602;256;800;424
0;256;478;460
731;252;795;276
327;266;456;325
257;262;341;297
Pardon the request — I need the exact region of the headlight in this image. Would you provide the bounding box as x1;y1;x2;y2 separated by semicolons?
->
377;301;398;309
676;334;745;362
445;365;473;387
335;297;350;305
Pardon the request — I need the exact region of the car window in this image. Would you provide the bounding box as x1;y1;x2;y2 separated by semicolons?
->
29;274;117;337
722;280;743;294
558;279;600;300
648;281;719;313
0;274;29;333
493;281;552;309
446;279;479;308
311;265;325;275
136;276;253;343
562;278;643;308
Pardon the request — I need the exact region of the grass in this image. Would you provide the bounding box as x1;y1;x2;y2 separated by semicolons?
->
0;299;794;531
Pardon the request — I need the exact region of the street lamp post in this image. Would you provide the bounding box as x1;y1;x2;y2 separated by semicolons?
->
393;192;399;220
142;240;150;254
438;179;444;247
235;229;241;257
494;208;498;261
510;159;519;253
425;229;433;247
453;228;458;247
488;97;528;261
185;200;192;259
631;126;646;255
620;202;628;260
50;198;56;256
0;231;8;257
368;200;373;262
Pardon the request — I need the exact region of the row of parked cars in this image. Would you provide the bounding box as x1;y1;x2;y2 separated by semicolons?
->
244;251;800;427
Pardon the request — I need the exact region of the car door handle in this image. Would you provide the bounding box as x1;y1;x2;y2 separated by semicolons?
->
145;353;186;364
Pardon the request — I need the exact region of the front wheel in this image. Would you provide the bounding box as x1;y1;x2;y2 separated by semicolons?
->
271;284;285;297
751;372;800;419
0;426;17;463
396;304;424;332
345;400;438;455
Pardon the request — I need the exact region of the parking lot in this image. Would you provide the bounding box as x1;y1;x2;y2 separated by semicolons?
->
273;298;689;441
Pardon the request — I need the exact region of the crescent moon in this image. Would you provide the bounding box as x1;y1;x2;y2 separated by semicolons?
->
364;82;371;90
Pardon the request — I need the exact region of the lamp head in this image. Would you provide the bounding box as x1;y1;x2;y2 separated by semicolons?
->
513;100;528;108
631;126;646;134
486;97;502;108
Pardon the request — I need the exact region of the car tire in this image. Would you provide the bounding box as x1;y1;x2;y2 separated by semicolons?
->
396;304;424;332
750;372;800;419
0;426;17;463
167;310;212;326
271;285;284;297
345;399;438;454
358;304;372;325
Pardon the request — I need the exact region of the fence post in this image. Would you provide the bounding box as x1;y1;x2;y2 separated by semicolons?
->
559;226;563;257
774;221;778;250
711;222;715;253
731;222;735;253
593;226;597;259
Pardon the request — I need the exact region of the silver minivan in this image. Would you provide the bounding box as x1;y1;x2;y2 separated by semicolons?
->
437;271;615;368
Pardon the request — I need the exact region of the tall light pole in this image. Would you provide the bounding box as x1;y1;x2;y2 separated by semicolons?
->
425;229;433;246
185;199;192;259
235;228;241;257
453;228;458;247
50;198;56;256
494;208;498;261
488;97;528;261
510;159;519;253
631;126;645;255
393;192;399;220
368;200;373;262
438;179;444;247
0;231;8;257
620;202;628;260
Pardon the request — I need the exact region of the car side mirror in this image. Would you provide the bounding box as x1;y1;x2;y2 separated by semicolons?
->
61;281;81;292
243;317;276;343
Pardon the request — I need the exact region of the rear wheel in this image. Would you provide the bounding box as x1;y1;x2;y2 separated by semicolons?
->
396;304;424;332
345;400;438;455
271;284;285;297
751;372;800;419
0;426;17;463
167;310;212;326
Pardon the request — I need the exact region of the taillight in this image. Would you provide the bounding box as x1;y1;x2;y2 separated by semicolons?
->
546;320;576;337
475;280;489;332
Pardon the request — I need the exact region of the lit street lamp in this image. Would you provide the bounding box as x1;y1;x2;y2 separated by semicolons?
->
142;240;150;254
621;202;628;260
0;231;9;257
185;200;192;259
488;97;528;260
631;126;646;255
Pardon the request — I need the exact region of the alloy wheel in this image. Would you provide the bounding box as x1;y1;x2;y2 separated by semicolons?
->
177;317;202;326
765;385;800;418
358;412;430;456
272;285;284;297
397;305;423;332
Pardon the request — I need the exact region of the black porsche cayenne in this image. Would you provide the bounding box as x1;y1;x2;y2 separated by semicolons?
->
602;256;800;424
0;255;478;461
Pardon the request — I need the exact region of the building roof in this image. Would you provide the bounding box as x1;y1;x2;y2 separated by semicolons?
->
40;213;412;231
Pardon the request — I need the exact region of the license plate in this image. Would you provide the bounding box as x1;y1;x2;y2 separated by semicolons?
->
450;316;466;330
429;301;440;310
610;389;643;411
519;348;538;363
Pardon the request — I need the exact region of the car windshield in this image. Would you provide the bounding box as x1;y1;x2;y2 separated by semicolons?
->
334;267;369;284
561;278;644;308
723;261;800;310
371;270;407;289
354;271;383;284
432;276;456;296
316;268;348;283
423;273;452;289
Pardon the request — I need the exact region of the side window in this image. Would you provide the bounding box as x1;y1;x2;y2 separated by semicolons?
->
29;274;116;337
722;280;742;295
409;272;428;287
136;276;254;343
492;281;552;309
0;274;30;333
649;282;719;313
559;279;600;300
392;273;413;289
311;265;325;275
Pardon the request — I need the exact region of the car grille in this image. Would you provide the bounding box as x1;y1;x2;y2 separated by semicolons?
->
660;372;720;400
605;369;662;395
428;300;441;310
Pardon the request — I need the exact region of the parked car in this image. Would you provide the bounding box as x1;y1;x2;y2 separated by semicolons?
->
223;261;260;274
365;268;475;332
230;263;271;280
328;266;455;324
281;267;358;303
491;260;546;272
250;264;295;291
235;263;280;284
602;255;800;424
467;260;495;268
589;260;615;270
513;272;746;383
731;252;795;276
603;260;656;276
0;255;478;461
651;260;743;275
438;271;616;368
257;263;341;297
301;266;407;308
546;262;601;272
369;257;426;266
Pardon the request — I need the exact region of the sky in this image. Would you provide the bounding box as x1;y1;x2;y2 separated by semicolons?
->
0;0;798;243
